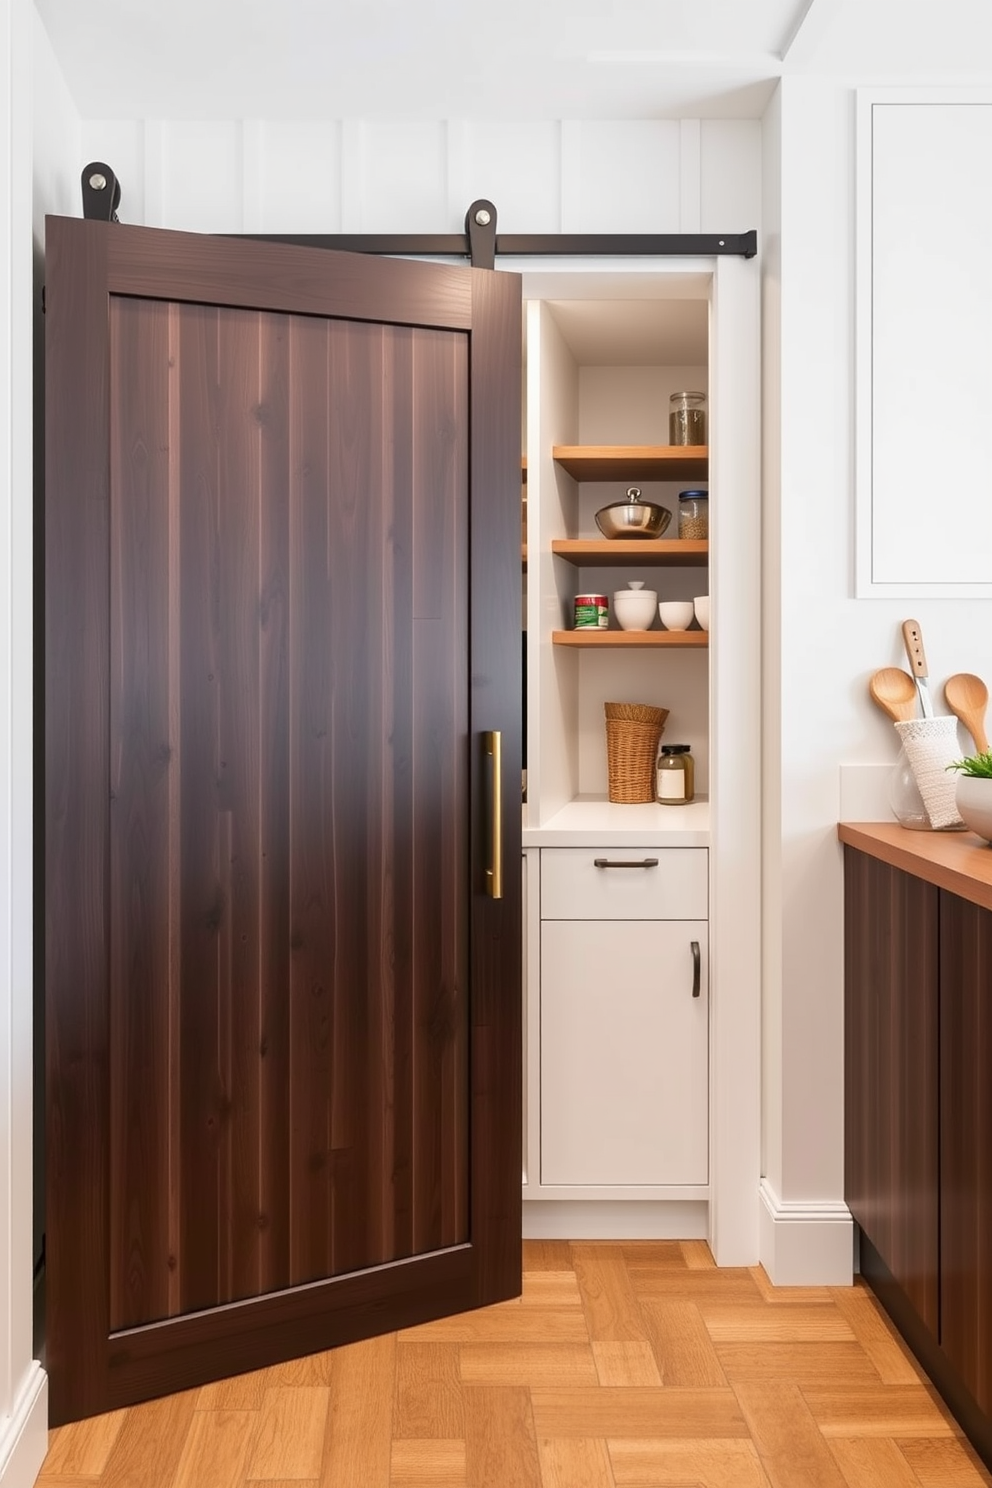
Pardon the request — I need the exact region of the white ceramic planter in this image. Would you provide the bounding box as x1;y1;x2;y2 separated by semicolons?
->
955;775;992;843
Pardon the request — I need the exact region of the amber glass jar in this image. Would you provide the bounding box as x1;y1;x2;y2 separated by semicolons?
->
656;744;695;804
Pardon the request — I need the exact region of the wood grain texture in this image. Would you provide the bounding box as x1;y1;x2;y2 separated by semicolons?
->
843;849;939;1337
97;1390;199;1488
938;890;992;1418
538;1435;617;1488
608;1439;768;1487
733;1382;849;1488
640;1303;727;1387
827;1436;923;1488
393;1344;465;1440
463;1386;542;1488
37;1409;127;1477
46;217;522;1421
895;1435;992;1485
551;446;708;482
458;1343;599;1386
171;1410;258;1488
320;1335;394;1486
571;1245;649;1342
592;1343;663;1388
828;1285;920;1386
245;1388;329;1481
389;1439;467;1485
838;821;992;914
38;1242;992;1488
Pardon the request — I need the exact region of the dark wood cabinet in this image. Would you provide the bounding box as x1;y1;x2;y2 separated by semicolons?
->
843;848;939;1337
842;830;992;1471
939;891;992;1419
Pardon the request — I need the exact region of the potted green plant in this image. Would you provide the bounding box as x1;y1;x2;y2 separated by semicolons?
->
947;751;992;842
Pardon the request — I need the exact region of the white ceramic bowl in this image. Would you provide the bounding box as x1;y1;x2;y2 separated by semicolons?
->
955;775;992;843
657;600;694;632
693;595;710;631
612;583;657;632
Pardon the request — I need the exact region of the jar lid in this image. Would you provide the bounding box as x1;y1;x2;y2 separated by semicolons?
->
678;489;709;500
660;744;691;754
669;390;705;400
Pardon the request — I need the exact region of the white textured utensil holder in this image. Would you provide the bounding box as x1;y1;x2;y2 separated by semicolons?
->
894;716;965;830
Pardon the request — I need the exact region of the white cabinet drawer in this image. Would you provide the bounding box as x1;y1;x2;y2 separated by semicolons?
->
540;847;707;921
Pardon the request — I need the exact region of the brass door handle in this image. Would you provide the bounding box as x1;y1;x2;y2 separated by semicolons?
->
484;730;502;899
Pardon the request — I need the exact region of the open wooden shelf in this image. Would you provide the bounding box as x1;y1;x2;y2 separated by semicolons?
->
553;629;708;649
552;445;708;482
552;538;708;567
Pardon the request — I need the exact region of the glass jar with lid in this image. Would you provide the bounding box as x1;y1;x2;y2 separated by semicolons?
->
669;391;706;446
678;490;708;540
656;744;695;804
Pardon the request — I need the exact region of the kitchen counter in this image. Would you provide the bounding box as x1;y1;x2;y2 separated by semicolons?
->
523;795;709;847
838;820;992;913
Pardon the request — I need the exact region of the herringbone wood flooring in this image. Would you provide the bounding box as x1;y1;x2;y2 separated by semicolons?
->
36;1241;992;1487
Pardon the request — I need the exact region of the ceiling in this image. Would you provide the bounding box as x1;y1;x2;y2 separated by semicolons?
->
36;0;992;124
36;0;811;121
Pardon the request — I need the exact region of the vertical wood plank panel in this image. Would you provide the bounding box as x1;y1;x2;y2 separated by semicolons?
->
324;317;380;1277
108;296;174;1330
939;890;992;1417
257;313;293;1295
214;308;264;1301
411;329;469;1254
288;313;335;1284
387;326;416;1265
843;849;939;1338
177;303;225;1313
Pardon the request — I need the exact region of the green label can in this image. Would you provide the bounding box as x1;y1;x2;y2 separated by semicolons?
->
574;593;608;630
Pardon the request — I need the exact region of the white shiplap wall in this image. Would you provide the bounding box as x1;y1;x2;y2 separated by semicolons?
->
79;117;761;237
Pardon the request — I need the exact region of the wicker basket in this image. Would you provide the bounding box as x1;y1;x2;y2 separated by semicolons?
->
604;702;669;803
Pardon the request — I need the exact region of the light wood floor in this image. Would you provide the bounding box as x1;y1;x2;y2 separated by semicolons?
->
36;1240;992;1488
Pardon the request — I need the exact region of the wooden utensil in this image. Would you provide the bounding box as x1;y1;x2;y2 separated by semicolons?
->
943;672;990;753
902;619;934;718
869;667;919;723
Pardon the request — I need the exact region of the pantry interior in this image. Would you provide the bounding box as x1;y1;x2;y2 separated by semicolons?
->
516;256;761;1263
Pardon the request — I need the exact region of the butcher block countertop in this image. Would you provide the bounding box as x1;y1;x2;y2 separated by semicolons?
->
838;821;992;913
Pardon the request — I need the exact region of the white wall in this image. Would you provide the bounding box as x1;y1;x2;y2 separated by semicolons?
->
79;117;761;239
759;64;992;1284
1;5;78;1482
1;0;44;1482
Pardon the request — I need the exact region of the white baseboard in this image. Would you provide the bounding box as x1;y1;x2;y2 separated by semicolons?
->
522;1199;708;1240
0;1364;48;1488
759;1179;854;1285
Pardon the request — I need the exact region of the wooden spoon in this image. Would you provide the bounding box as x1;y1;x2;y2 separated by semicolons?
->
869;667;919;723
943;672;990;754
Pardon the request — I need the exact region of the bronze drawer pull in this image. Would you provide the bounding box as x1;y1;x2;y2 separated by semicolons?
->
592;857;660;868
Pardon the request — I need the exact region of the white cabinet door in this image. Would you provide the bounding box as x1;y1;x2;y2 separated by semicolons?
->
541;920;708;1186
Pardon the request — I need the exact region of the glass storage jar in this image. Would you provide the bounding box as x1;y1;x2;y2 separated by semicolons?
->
656;744;695;804
678;490;708;540
669;391;706;446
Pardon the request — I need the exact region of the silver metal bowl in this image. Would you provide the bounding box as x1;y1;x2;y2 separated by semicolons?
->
594;487;672;540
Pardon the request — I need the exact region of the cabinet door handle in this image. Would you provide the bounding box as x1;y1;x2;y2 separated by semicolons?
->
484;730;502;899
690;939;701;998
593;857;660;869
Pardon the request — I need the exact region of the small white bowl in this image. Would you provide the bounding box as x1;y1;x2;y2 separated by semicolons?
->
657;600;694;632
955;775;992;843
693;595;710;631
613;583;657;632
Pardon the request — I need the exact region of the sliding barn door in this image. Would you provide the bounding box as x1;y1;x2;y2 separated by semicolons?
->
45;217;521;1423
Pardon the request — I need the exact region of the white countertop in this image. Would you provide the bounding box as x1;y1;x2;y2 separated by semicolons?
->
522;794;710;847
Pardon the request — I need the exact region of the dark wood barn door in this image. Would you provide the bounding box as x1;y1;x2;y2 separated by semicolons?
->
44;217;522;1423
